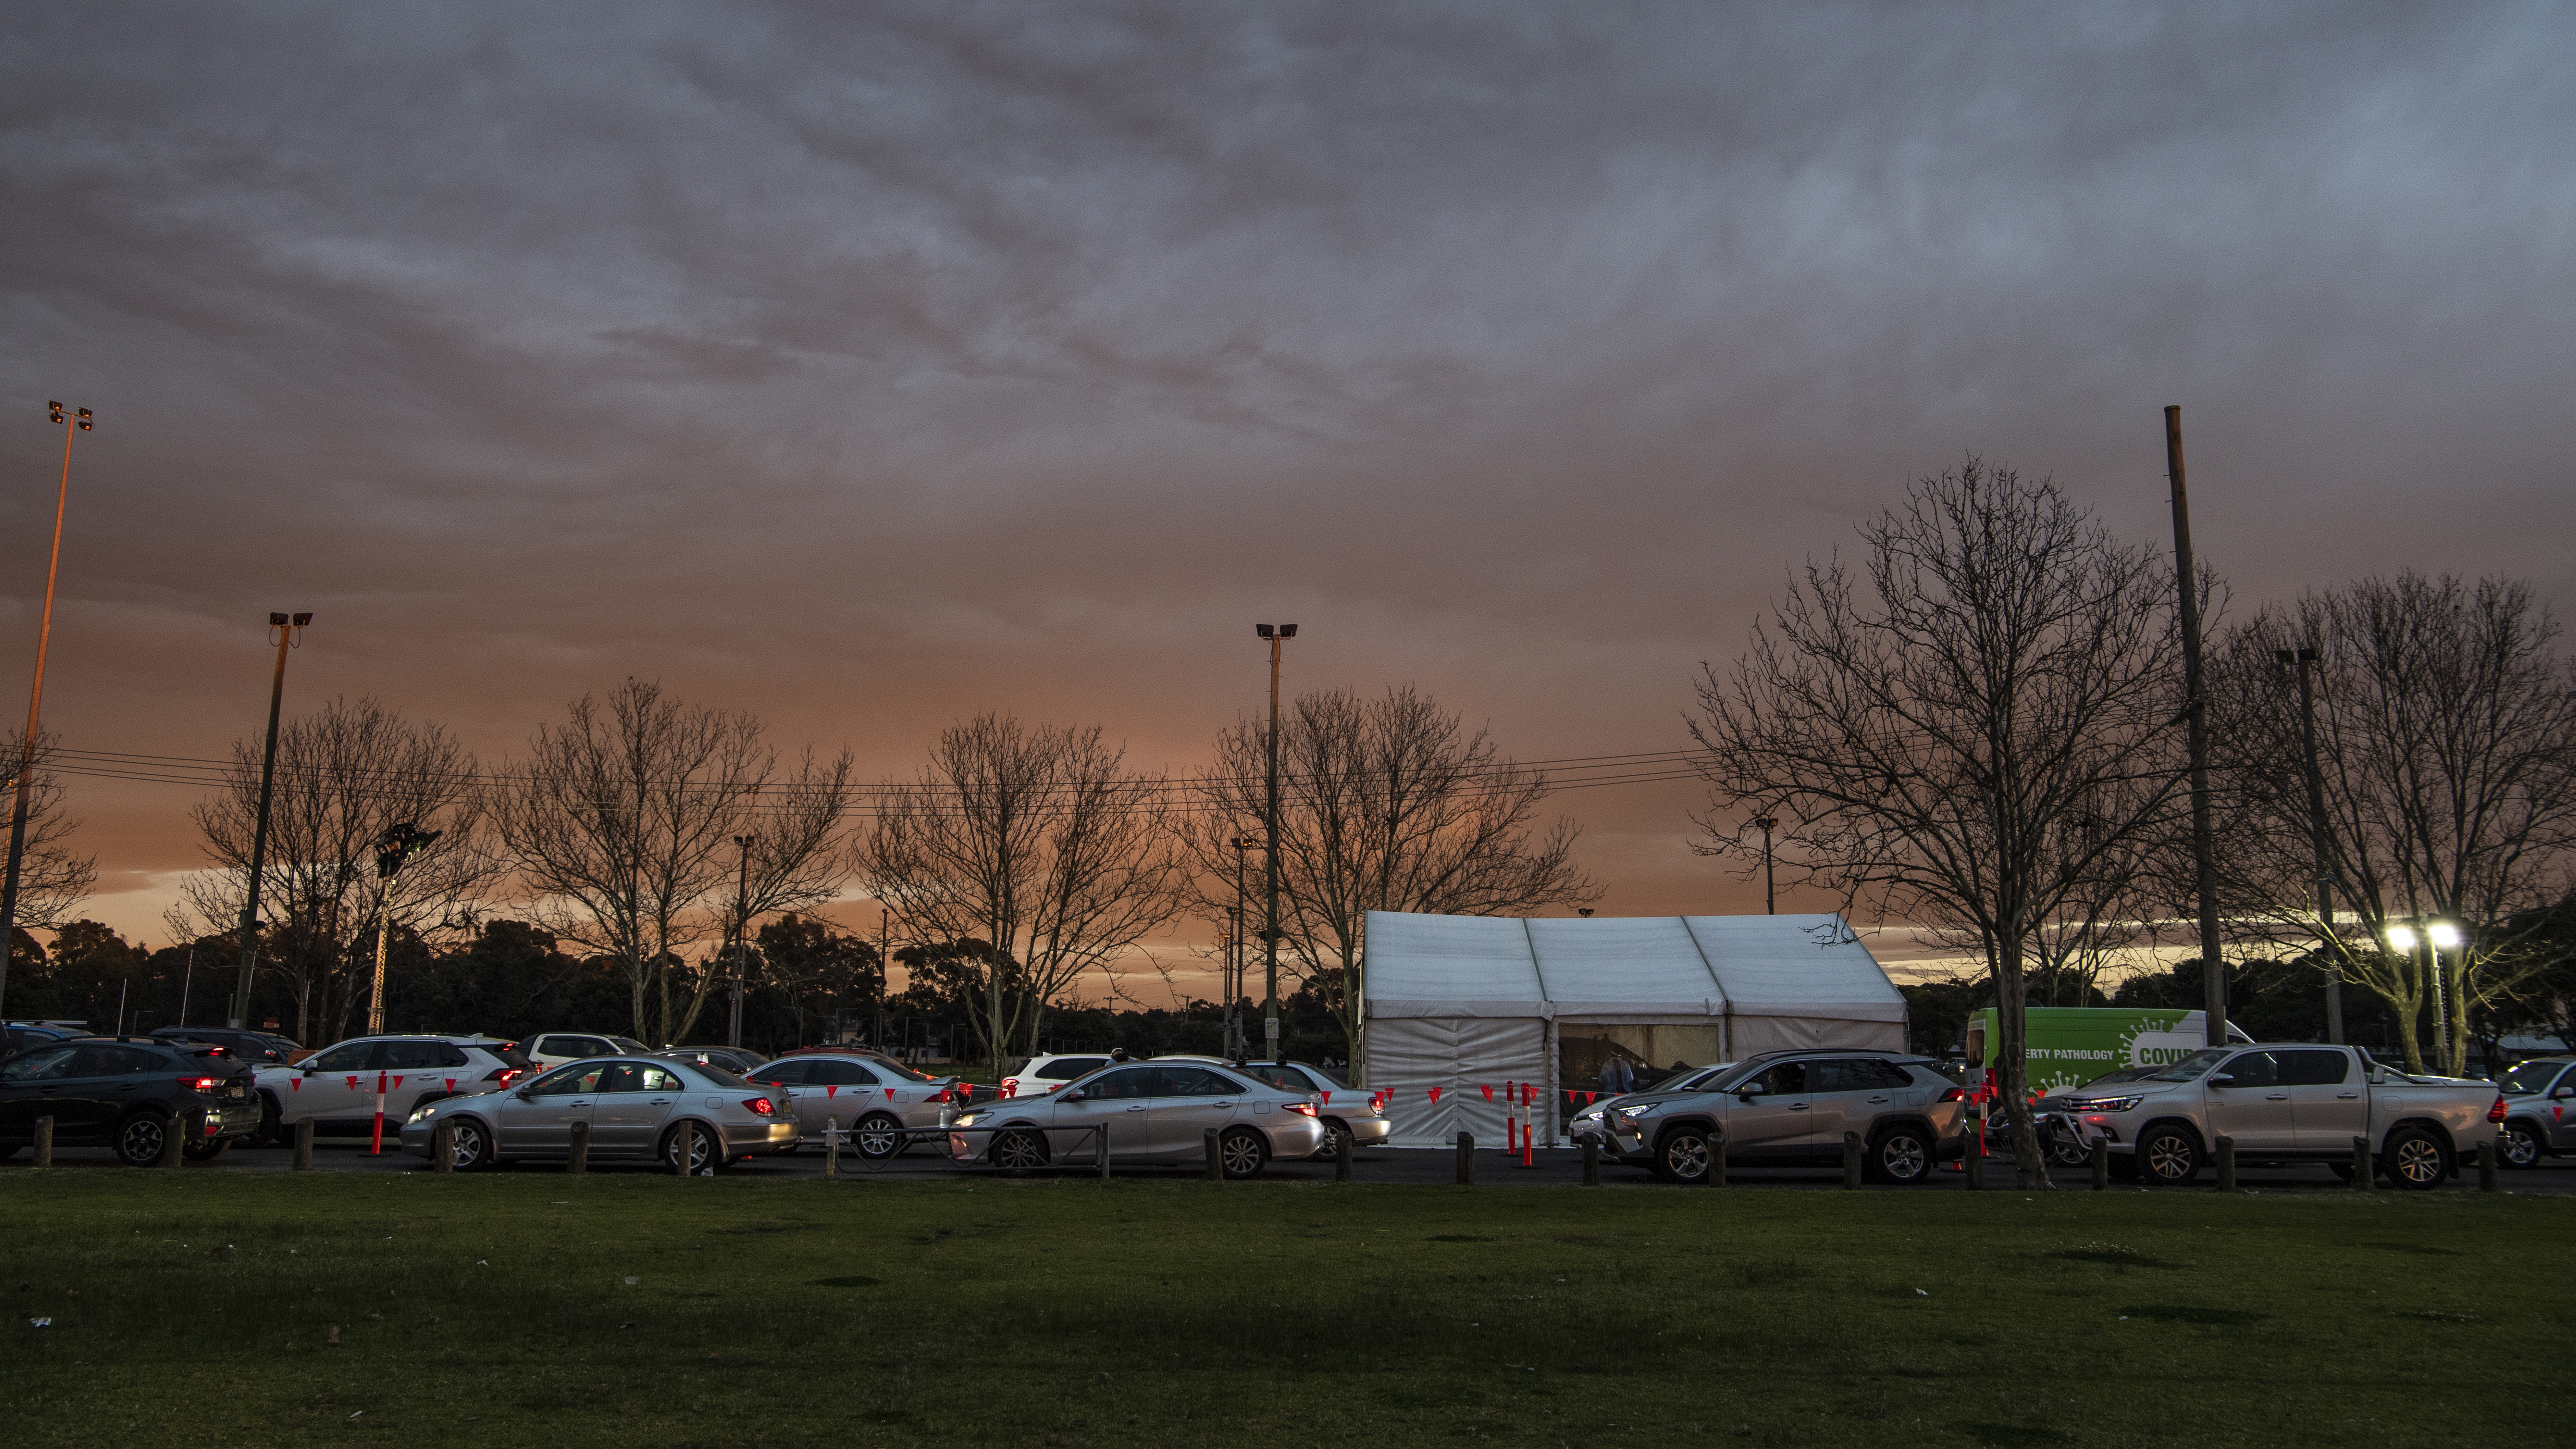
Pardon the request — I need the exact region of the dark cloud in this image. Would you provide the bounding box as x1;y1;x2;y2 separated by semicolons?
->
1;3;2570;969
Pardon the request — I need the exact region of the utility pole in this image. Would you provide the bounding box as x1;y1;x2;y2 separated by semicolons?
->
365;822;438;1033
0;403;90;1018
2164;407;2227;1046
2277;646;2345;1043
1254;625;1296;1063
1752;815;1779;914
728;833;755;1049
228;611;311;1029
1227;834;1256;1059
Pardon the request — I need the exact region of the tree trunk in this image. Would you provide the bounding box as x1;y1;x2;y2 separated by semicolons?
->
1994;930;2050;1190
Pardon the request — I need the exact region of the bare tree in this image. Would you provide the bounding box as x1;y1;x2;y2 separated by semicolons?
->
1689;461;2189;1187
2210;573;2576;1073
490;679;855;1046
1189;685;1598;1079
856;713;1183;1067
0;728;95;931
178;697;491;1041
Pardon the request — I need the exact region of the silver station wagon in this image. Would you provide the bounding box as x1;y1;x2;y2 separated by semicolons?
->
948;1060;1326;1178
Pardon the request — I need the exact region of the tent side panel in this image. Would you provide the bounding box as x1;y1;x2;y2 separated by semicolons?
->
1724;1014;1906;1055
1367;1015;1548;1149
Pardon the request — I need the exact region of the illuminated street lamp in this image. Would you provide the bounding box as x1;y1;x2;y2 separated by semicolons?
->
0;403;91;1017
2384;920;2463;1070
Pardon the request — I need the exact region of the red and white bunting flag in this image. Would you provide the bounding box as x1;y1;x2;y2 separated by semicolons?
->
824;1084;838;1097
444;1078;455;1091
1320;1091;1331;1105
1480;1084;1493;1102
1585;1092;1597;1105
885;1088;896;1101
346;1076;361;1090
391;1076;405;1089
289;1078;300;1093
1428;1086;1443;1103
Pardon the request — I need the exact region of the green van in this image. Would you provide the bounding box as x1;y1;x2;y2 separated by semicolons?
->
1964;1008;2254;1096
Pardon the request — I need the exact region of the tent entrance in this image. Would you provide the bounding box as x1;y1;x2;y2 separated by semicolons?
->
1559;1026;1725;1094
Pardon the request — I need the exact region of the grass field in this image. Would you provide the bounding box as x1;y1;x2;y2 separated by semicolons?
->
3;1172;2566;1448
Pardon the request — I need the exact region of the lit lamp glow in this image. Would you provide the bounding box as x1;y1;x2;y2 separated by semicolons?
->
2426;921;2462;951
2383;923;2418;952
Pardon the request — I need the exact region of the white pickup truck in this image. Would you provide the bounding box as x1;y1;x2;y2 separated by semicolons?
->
2050;1043;2503;1190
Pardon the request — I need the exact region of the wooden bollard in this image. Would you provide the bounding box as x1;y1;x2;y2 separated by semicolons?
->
2090;1137;2109;1191
2351;1135;2373;1191
1580;1138;1600;1187
32;1114;53;1169
292;1118;315;1171
2477;1138;2498;1193
824;1115;840;1180
1965;1126;1985;1191
1455;1130;1475;1186
1334;1129;1352;1183
431;1119;455;1173
2216;1135;2236;1192
1842;1131;1863;1190
1097;1124;1111;1180
1710;1123;1727;1188
1204;1127;1222;1182
673;1120;696;1176
157;1112;188;1168
567;1119;590;1174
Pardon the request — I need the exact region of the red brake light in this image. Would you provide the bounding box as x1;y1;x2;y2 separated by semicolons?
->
485;1068;524;1085
933;1088;951;1103
2489;1095;2508;1124
1938;1087;1967;1102
180;1076;221;1092
743;1097;776;1115
1284;1101;1318;1117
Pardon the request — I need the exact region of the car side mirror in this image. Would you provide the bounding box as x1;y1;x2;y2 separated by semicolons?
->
1737;1082;1768;1099
2553;1087;2576;1100
2207;1073;2235;1086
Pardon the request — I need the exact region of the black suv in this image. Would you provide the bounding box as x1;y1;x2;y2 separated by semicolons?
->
0;1036;263;1165
1568;1047;1972;1185
151;1025;304;1067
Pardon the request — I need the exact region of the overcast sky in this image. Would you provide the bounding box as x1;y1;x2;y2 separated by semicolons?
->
4;3;2571;986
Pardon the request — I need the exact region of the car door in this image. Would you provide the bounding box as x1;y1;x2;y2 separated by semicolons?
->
2279;1049;2366;1150
375;1040;467;1120
802;1059;884;1138
2545;1065;2576;1150
294;1040;387;1131
1047;1065;1156;1160
591;1061;684;1157
0;1044;87;1140
1150;1066;1246;1158
1807;1057;1913;1150
1720;1061;1816;1161
2205;1051;2295;1150
494;1062;605;1156
89;1045;166;1132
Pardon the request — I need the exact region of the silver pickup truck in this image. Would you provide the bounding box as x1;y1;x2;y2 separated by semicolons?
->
2050;1043;2502;1190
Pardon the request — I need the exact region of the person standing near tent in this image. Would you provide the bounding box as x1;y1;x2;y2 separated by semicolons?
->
1599;1054;1635;1096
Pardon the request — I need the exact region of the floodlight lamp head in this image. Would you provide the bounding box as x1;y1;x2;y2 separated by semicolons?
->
291;613;312;627
1578;908;1595;918
2427;921;2463;950
2274;649;2296;665
1255;624;1275;639
269;612;289;627
76;408;90;430
49;402;64;424
2385;923;2419;951
1279;624;1297;638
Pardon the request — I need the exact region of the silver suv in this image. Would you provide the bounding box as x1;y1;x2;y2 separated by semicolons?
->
1577;1049;1969;1185
251;1034;530;1144
2485;1056;2572;1169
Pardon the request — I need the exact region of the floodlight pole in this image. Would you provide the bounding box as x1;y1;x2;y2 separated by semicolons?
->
2277;646;2344;1043
2164;407;2227;1047
1256;623;1296;1063
1752;815;1779;914
0;403;89;1017
228;612;311;1029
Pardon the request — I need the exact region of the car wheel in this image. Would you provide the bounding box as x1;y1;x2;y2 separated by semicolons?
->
2383;1127;2449;1191
1310;1122;1348;1162
445;1116;495;1172
991;1127;1049;1174
1869;1126;1934;1185
2500;1121;2543;1169
182;1136;229;1162
1219;1126;1269;1180
1654;1127;1713;1185
249;1093;282;1148
2136;1125;2201;1187
659;1122;721;1176
115;1113;170;1168
851;1113;905;1161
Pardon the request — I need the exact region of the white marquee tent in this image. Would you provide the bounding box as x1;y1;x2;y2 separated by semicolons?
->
1358;910;1909;1147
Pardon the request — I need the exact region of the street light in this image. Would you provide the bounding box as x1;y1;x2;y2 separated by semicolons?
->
0;403;91;1018
1751;815;1780;915
228;611;312;1029
1254;623;1296;1063
365;821;440;1033
728;833;756;1049
2384;920;2462;1070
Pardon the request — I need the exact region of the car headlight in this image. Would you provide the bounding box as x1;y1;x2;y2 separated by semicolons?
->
1615;1102;1663;1121
2066;1096;2143;1113
407;1107;430;1124
953;1113;981;1128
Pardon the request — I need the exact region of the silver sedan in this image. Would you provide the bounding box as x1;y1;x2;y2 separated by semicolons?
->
399;1057;796;1172
948;1061;1326;1178
743;1051;964;1161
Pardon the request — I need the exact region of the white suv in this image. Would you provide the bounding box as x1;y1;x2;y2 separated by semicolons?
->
252;1034;531;1144
1002;1053;1121;1099
523;1031;652;1072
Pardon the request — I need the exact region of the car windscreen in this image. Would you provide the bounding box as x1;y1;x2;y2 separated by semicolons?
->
2145;1048;2231;1082
609;1036;650;1053
2499;1059;2569;1095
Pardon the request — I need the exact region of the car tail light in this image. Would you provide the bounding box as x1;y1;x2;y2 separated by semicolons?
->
2489;1095;2508;1124
743;1097;776;1115
933;1088;951;1103
1283;1101;1318;1117
484;1068;524;1086
1937;1088;1967;1102
179;1076;221;1092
